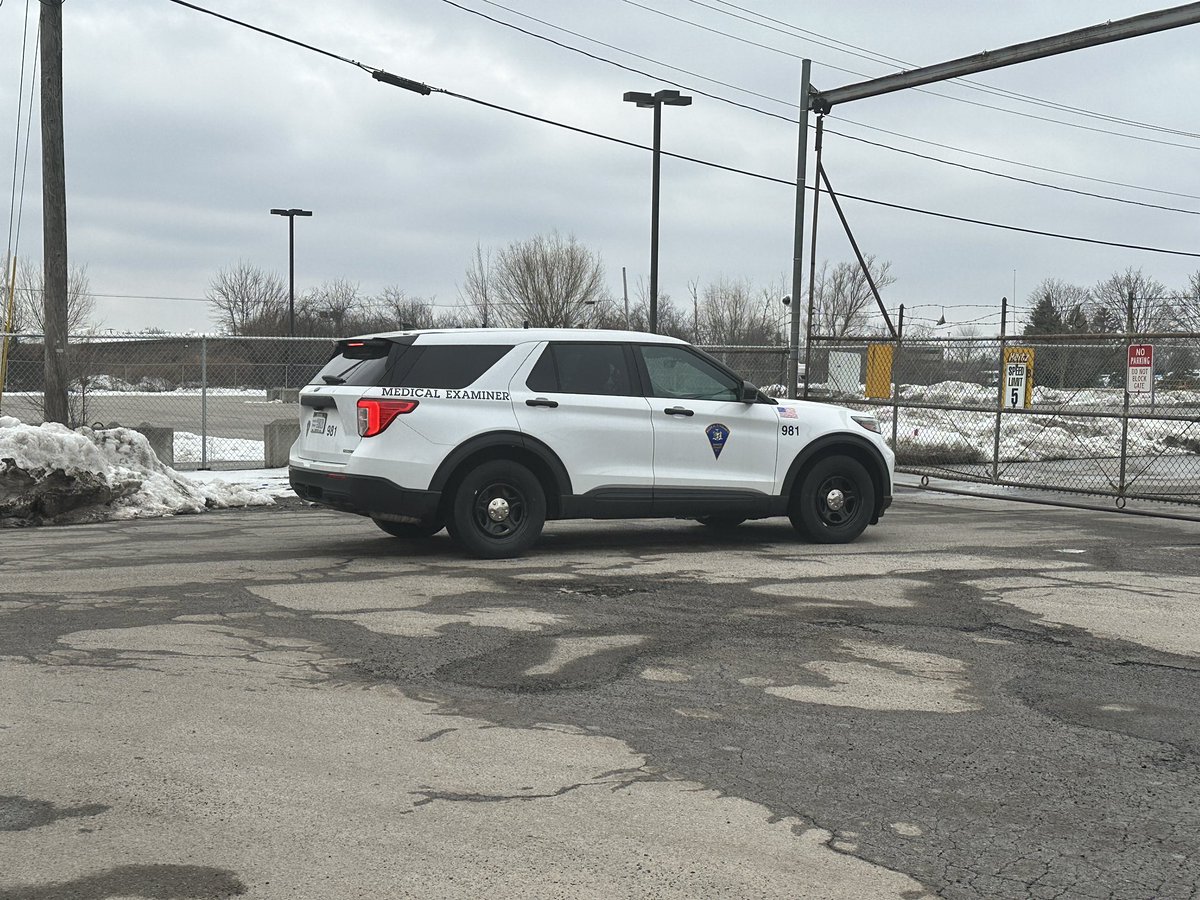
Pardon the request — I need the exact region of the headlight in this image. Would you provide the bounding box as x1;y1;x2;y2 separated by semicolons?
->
851;415;881;434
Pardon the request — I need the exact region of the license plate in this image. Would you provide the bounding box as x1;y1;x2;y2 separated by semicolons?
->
308;412;328;435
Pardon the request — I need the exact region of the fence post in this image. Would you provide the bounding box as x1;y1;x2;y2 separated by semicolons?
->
891;305;903;452
1117;292;1134;502
992;297;1008;483
201;336;209;470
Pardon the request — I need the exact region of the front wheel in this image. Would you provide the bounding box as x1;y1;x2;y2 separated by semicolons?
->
448;461;546;559
789;454;874;544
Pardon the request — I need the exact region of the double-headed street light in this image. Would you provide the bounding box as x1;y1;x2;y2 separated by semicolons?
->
270;207;312;336
623;89;691;334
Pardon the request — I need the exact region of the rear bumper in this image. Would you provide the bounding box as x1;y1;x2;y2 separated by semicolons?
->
289;467;441;524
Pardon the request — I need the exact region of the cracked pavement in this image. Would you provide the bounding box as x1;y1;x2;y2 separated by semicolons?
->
1;489;1198;898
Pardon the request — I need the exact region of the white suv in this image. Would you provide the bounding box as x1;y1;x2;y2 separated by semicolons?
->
289;328;894;558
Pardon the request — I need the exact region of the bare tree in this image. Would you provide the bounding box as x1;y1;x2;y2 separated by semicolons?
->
372;286;438;331
810;256;895;338
693;277;783;345
1091;267;1169;333
9;258;96;334
459;243;495;327
1023;278;1091;333
1168;271;1200;332
301;278;363;335
206;261;286;335
596;276;691;340
486;232;609;327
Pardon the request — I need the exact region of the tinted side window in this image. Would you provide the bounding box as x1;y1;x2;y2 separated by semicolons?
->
526;346;558;392
550;344;634;396
391;345;512;389
639;345;739;401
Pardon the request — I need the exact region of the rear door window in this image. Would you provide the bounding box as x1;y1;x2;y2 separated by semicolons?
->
525;343;636;396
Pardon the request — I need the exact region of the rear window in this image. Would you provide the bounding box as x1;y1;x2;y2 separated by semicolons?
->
314;338;399;387
390;345;513;389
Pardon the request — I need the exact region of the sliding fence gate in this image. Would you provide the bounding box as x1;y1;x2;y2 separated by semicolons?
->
807;331;1200;508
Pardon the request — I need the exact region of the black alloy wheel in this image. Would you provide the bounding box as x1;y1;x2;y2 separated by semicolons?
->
449;460;546;559
789;454;875;544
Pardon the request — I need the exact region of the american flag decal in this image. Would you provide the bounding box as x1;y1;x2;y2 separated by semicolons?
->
777;406;797;419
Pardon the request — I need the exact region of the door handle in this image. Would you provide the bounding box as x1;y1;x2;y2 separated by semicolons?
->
526;397;559;408
664;406;694;417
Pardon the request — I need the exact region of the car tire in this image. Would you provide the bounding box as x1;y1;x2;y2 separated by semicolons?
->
695;516;747;529
448;460;546;559
372;517;444;539
789;454;875;544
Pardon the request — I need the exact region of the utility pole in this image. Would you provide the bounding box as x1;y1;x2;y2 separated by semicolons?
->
41;0;69;424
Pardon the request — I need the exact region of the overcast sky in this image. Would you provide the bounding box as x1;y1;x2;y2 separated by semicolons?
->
2;0;1198;334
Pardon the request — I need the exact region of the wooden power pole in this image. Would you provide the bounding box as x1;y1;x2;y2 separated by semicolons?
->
41;0;69;424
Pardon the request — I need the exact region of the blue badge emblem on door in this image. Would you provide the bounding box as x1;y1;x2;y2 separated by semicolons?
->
705;423;729;459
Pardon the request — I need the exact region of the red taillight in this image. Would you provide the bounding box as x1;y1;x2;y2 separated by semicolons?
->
357;398;418;437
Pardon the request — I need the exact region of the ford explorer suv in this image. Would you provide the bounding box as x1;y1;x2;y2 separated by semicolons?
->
289;328;894;558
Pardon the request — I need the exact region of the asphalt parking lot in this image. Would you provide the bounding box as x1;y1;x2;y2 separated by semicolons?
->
2;490;1199;899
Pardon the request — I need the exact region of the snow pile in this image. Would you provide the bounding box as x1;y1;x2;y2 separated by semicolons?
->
0;416;274;525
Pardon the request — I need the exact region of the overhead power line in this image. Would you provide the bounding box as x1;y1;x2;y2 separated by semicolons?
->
440;0;1200;206
162;0;1200;261
436;0;793;121
617;0;1200;151
685;0;1200;140
831;116;1200;202
823;128;1200;215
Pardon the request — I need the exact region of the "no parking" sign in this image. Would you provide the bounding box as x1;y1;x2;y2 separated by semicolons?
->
1127;344;1154;394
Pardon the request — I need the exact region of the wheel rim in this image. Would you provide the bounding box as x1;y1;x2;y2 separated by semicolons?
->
472;481;526;539
814;474;860;527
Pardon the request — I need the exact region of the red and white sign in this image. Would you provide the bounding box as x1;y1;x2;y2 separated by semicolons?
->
1127;344;1154;394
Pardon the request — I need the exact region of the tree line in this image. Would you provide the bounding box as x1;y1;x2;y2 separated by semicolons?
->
204;231;905;346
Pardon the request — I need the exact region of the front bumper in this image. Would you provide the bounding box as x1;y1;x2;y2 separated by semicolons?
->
289;467;441;524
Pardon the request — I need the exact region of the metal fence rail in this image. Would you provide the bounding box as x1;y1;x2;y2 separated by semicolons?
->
2;331;1197;508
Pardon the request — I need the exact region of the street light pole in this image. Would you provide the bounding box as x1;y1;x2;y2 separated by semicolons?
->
270;207;312;336
623;89;691;333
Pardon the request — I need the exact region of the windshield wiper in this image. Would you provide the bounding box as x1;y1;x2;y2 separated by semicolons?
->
321;375;345;385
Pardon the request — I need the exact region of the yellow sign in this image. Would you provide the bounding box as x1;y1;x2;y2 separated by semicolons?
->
1002;346;1035;408
865;343;894;399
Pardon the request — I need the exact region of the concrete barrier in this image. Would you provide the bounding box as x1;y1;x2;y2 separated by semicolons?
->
264;418;301;468
267;388;301;403
136;424;175;467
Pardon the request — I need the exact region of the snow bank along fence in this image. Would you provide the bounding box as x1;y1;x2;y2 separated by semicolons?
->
1;331;1197;508
0;334;331;469
806;331;1200;508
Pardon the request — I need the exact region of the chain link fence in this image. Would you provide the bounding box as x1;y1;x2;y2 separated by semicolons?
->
3;331;1198;507
0;333;331;469
805;332;1200;507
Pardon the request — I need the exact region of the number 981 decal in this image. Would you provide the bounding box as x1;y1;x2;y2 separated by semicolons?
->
781;424;799;436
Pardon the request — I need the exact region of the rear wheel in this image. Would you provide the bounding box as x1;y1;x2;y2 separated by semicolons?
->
789;454;874;544
372;517;443;539
448;461;546;559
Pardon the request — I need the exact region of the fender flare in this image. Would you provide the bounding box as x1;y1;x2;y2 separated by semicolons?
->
429;430;573;498
782;433;891;502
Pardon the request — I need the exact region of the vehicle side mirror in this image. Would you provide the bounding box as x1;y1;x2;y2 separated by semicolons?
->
740;382;759;403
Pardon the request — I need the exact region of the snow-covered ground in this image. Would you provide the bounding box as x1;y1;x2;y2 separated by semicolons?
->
174;432;266;464
0;417;279;525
